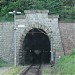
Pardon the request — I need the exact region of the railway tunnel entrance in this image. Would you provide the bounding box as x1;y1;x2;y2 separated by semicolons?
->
21;28;51;65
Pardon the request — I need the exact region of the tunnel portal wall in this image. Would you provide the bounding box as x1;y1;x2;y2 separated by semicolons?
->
16;10;63;65
0;10;64;65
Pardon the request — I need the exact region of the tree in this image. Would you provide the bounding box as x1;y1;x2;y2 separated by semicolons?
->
62;0;75;7
0;0;74;21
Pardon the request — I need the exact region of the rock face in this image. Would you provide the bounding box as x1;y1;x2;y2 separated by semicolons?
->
0;10;63;65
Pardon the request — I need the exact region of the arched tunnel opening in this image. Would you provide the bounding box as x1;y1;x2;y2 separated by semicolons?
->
20;28;51;65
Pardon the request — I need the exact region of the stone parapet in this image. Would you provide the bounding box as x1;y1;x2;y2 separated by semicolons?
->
24;10;49;14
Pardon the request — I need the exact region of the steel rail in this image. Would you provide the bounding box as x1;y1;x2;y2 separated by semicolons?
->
20;64;41;75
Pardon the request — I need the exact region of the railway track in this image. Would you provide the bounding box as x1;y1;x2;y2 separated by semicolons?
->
19;64;41;75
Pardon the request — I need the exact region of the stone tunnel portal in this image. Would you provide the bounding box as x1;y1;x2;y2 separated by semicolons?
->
20;28;51;65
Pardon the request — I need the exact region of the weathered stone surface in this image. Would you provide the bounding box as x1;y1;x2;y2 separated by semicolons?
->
59;23;75;54
0;10;63;65
0;22;14;64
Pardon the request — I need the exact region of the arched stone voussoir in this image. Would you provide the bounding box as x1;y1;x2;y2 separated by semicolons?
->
18;23;53;65
19;38;24;42
20;23;52;46
20;34;25;40
25;27;30;32
43;28;50;34
31;24;36;28
33;23;51;35
47;32;51;36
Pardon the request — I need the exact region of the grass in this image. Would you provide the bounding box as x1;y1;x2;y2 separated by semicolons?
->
0;16;13;22
0;58;8;67
0;58;24;75
42;65;51;75
1;66;23;75
52;51;75;75
42;69;49;75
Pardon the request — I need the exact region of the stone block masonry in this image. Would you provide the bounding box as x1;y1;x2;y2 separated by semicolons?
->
15;10;63;64
0;22;14;64
59;23;75;54
0;10;64;65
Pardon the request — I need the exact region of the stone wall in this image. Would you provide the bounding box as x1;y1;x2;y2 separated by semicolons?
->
0;10;64;65
15;10;63;64
0;22;14;64
59;23;75;54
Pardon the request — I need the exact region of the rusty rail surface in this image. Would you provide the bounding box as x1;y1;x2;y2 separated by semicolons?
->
19;64;41;75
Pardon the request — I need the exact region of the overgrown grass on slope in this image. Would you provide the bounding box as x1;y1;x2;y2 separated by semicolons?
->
52;52;75;75
0;58;8;67
1;66;23;75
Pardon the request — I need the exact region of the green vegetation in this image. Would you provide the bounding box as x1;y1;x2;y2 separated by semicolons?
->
42;65;51;75
0;58;8;67
0;0;75;22
52;51;75;75
1;66;23;75
42;69;49;75
0;58;23;75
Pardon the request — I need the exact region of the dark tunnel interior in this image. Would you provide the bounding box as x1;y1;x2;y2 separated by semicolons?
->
21;28;51;65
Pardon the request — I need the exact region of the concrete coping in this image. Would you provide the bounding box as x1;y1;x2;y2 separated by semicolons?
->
24;10;49;14
48;15;59;18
